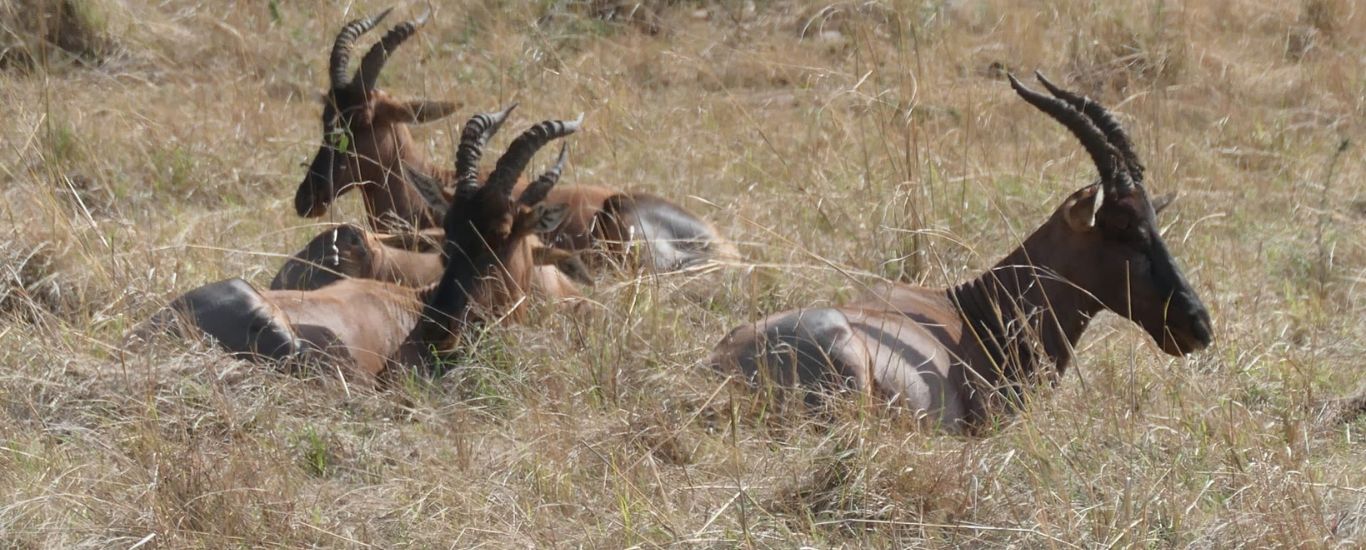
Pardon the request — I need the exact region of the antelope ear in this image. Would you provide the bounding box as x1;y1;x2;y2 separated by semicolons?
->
1150;192;1178;215
1064;184;1105;232
532;203;570;234
396;100;461;124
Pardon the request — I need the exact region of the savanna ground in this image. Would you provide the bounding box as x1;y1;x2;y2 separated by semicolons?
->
1;0;1363;546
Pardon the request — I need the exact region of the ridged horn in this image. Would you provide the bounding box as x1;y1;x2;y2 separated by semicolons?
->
454;104;518;189
486;114;584;198
1033;71;1145;182
329;7;393;90
352;5;431;94
518;143;569;206
1008;73;1124;186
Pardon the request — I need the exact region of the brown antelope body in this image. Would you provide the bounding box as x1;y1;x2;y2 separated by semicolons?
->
269;223;443;291
142;112;583;381
296;7;732;271
270;218;592;296
709;74;1214;433
276;108;590;324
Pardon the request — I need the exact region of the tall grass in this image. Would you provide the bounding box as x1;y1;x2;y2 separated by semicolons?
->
0;0;1363;546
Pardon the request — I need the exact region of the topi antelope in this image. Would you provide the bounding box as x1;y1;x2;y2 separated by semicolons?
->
275;106;591;321
268;218;593;294
294;6;733;271
140;112;583;382
709;73;1214;433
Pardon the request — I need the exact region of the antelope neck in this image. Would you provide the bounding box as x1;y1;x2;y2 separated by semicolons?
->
396;243;492;371
946;244;1103;402
403;164;451;220
359;148;450;230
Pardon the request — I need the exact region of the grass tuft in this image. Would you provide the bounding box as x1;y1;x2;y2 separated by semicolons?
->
0;0;1362;546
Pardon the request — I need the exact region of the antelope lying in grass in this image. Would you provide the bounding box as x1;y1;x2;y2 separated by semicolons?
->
271;221;594;295
269;209;593;293
140;112;582;381
273;105;591;318
296;7;733;271
269;223;441;291
709;73;1214;433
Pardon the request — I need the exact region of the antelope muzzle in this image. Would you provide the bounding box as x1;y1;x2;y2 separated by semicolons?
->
296;147;337;217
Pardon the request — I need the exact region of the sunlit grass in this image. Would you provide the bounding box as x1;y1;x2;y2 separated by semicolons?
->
0;0;1363;546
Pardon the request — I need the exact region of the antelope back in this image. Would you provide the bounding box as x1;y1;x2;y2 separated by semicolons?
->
592;192;735;272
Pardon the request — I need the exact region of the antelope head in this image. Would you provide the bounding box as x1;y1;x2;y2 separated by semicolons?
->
1009;72;1213;356
389;108;583;369
442;106;581;305
296;6;459;219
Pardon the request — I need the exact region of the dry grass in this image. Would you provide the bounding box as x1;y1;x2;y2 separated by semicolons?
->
1;0;1363;546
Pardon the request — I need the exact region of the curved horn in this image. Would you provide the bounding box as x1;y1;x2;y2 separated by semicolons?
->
329;8;393;90
486;114;584;198
352;5;431;94
1033;71;1145;182
454;104;518;188
518;143;569;206
1007;74;1123;185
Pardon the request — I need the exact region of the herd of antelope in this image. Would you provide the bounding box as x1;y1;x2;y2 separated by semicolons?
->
136;7;1212;433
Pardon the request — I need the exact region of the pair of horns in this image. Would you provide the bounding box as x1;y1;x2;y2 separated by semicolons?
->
455;105;582;202
404;110;580;363
329;4;431;94
1008;71;1143;190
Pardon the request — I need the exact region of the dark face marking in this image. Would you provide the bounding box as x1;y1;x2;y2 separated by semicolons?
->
1088;186;1213;355
296;89;372;217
